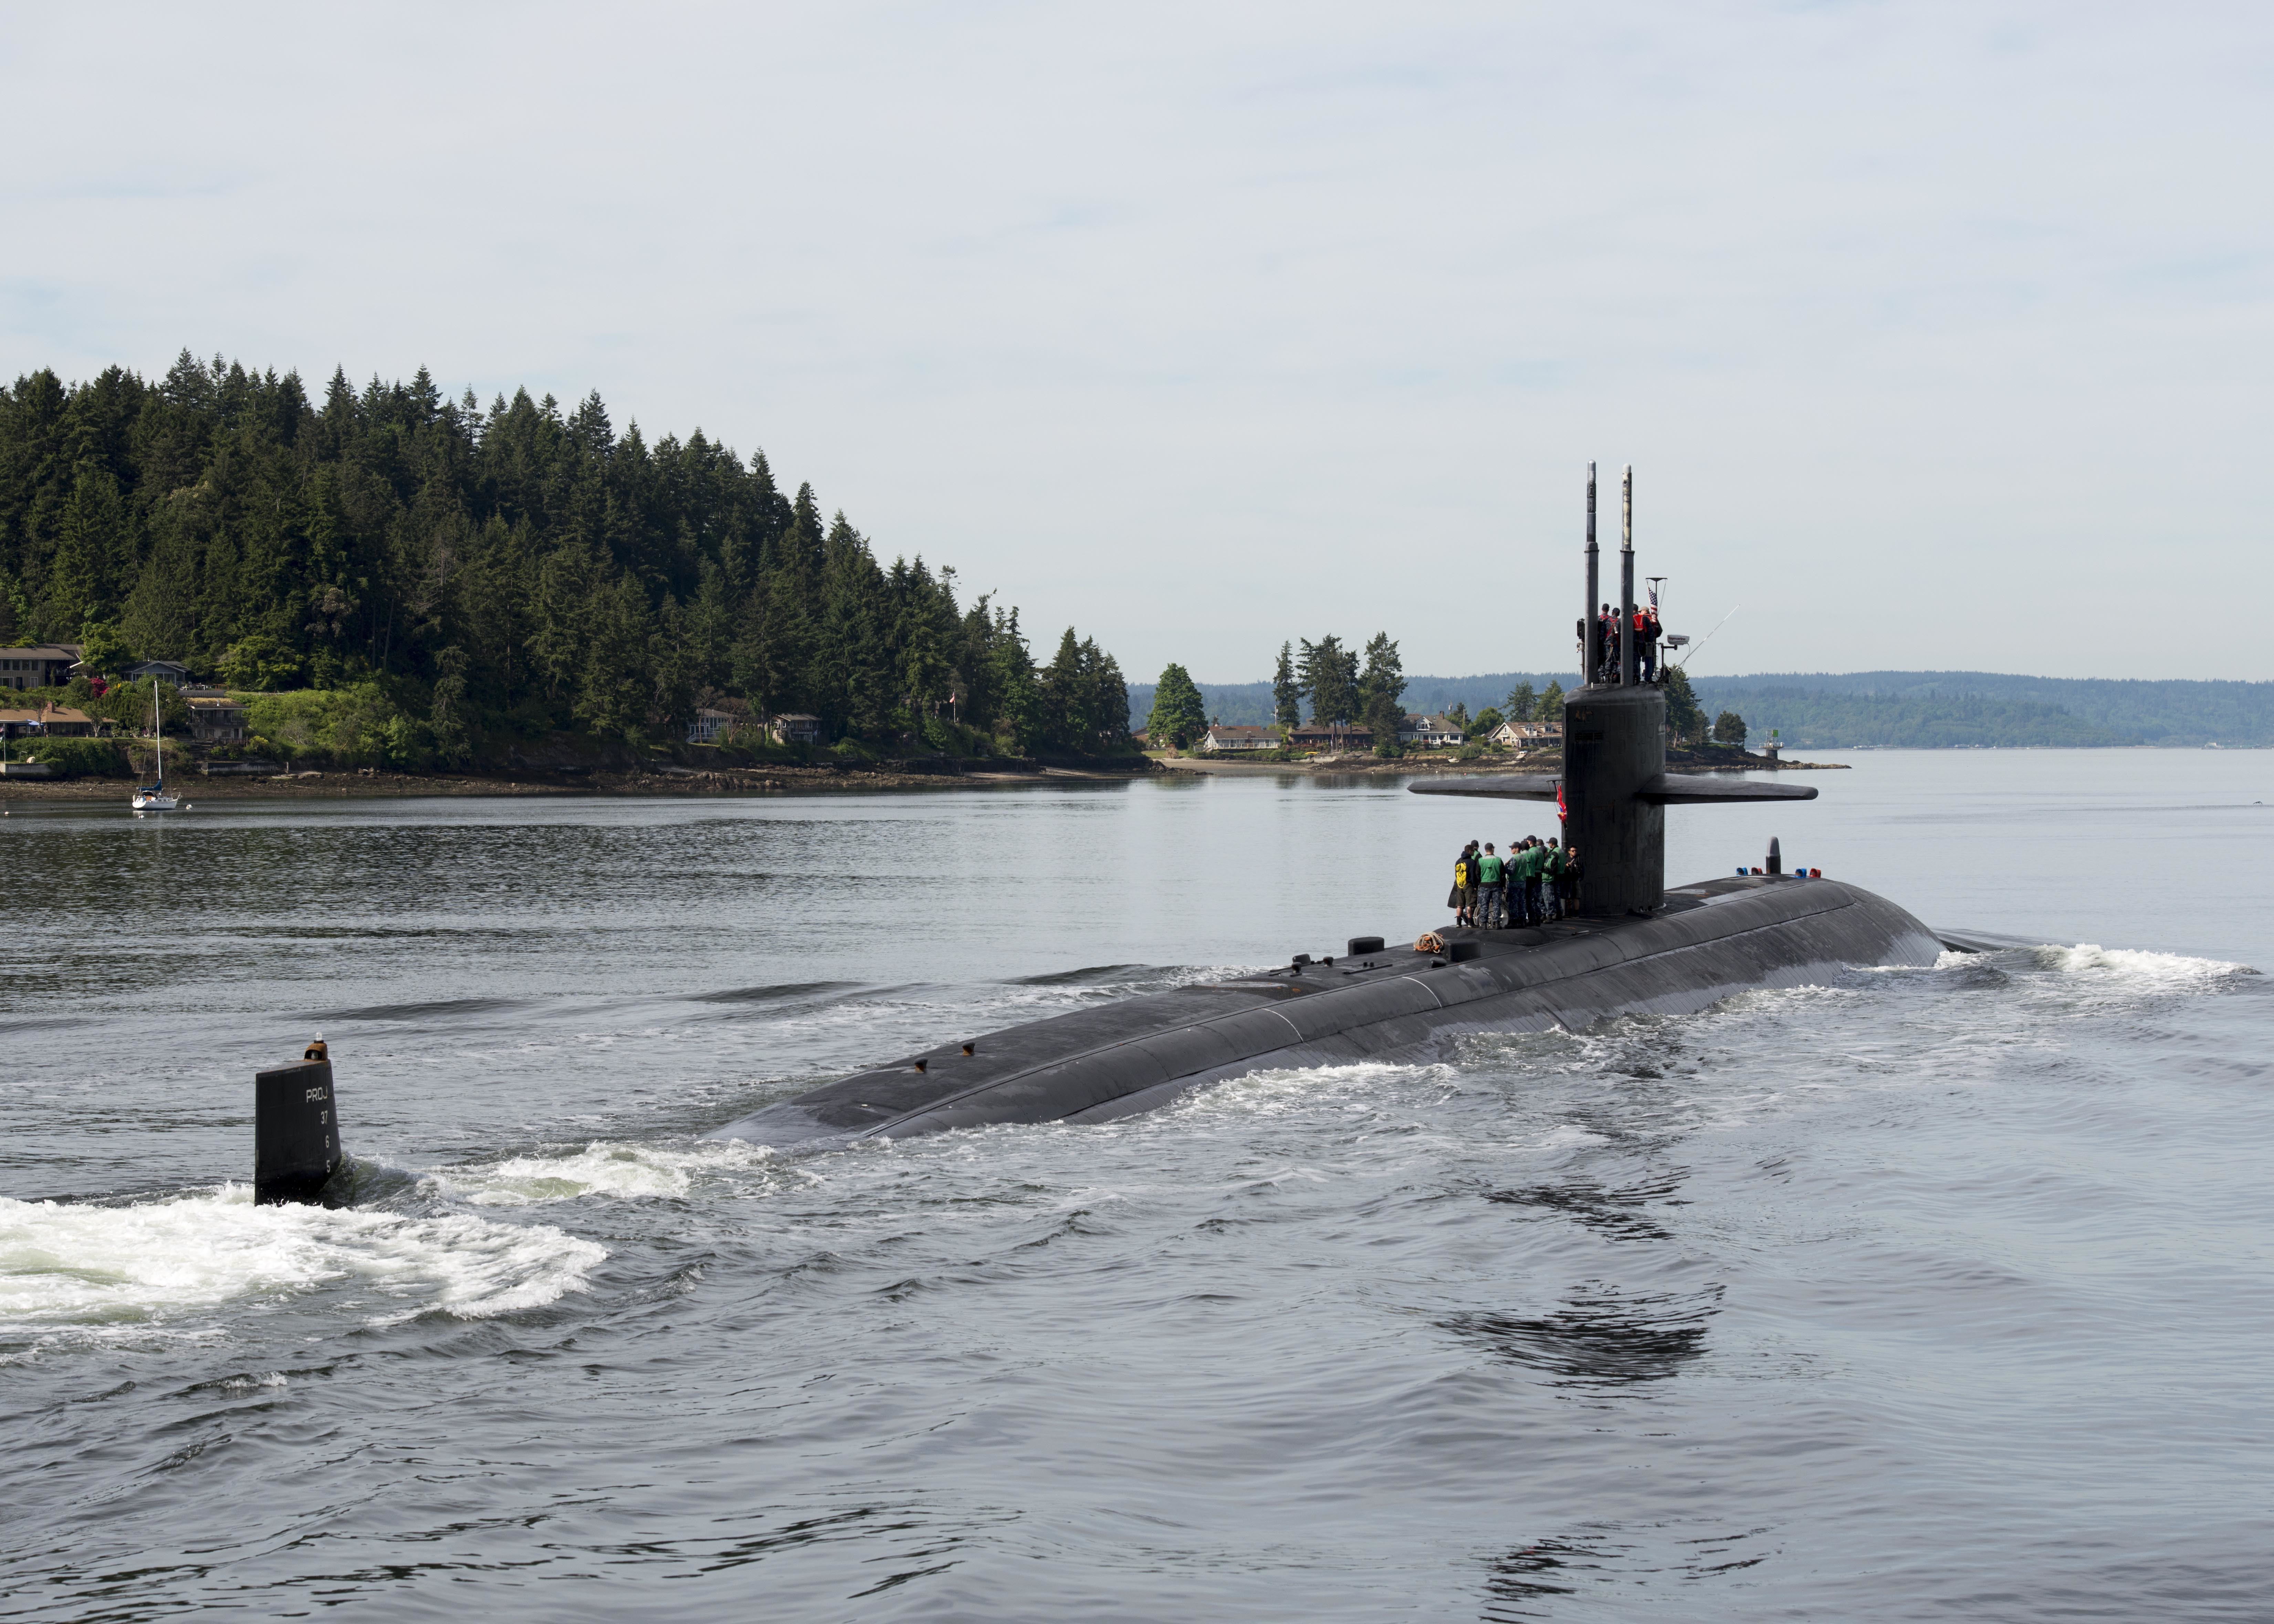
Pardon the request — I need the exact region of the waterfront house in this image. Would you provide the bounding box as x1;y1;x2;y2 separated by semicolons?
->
1488;719;1561;749
0;704;97;737
1199;725;1282;753
768;713;823;746
1287;722;1374;752
1399;714;1466;748
0;645;81;691
187;696;249;744
687;706;735;745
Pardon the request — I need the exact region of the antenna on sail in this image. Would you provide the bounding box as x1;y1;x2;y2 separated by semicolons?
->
1581;463;1599;686
1620;466;1636;687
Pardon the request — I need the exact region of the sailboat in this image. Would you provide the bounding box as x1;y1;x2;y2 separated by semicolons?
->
131;684;182;812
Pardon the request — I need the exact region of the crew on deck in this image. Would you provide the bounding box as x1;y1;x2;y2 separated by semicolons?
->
1454;835;1585;930
1450;841;1479;927
1477;844;1506;928
1584;603;1667;685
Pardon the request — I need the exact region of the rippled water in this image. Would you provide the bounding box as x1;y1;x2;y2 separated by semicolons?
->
3;752;2271;1620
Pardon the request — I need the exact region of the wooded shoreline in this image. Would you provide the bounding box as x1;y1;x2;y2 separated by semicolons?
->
0;755;1163;802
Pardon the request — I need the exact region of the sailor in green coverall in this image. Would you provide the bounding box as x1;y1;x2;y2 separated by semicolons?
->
1501;837;1537;923
1476;844;1507;928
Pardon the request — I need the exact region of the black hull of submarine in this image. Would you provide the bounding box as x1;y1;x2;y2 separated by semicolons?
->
712;873;1942;1147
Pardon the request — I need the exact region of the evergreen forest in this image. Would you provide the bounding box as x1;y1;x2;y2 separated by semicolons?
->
0;352;1132;764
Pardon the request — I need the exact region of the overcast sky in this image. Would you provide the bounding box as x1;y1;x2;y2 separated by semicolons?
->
4;2;2268;682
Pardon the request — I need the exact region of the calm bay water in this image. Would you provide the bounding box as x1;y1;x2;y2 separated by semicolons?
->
3;751;2271;1621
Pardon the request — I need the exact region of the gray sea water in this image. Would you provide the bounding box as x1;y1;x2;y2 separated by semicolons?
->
3;750;2271;1621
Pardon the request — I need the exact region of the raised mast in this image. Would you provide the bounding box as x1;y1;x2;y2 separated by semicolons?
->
1582;463;1599;685
1619;465;1636;686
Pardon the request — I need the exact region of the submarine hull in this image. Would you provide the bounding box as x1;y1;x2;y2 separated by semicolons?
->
712;873;1942;1147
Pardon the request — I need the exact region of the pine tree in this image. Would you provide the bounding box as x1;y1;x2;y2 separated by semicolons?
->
1272;642;1301;731
429;645;472;764
574;574;656;742
1074;637;1131;754
1503;680;1535;724
1147;663;1208;750
1298;635;1359;725
986;605;1040;754
1661;665;1706;743
120;520;198;661
48;461;132;634
1031;628;1081;753
1355;632;1405;756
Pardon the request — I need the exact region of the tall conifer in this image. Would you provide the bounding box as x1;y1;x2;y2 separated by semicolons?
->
1272;642;1301;731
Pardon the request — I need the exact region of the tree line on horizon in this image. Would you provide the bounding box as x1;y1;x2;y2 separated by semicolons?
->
0;352;1131;763
1137;656;1727;753
1145;633;1415;753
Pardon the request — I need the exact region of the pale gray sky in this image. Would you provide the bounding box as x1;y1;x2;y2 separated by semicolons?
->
4;2;2268;681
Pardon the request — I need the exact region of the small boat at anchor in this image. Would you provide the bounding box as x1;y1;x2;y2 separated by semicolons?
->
131;684;184;812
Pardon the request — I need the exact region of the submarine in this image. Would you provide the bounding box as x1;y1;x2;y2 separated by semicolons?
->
711;465;1945;1149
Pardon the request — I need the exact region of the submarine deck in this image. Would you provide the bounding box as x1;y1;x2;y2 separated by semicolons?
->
712;872;1942;1146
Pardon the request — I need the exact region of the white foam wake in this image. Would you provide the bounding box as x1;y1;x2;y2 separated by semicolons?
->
1166;1059;1450;1124
430;1138;777;1206
2039;943;2253;989
0;1185;605;1338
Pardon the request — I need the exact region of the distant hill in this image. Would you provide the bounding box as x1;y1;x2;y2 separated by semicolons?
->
1128;670;2274;747
1684;672;2274;748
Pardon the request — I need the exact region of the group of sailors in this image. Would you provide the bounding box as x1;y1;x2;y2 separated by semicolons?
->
1588;602;1663;684
1452;838;1579;929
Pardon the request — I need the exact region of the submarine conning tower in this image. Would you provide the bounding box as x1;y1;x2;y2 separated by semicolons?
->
1567;461;1667;913
1563;681;1668;913
1411;463;1815;916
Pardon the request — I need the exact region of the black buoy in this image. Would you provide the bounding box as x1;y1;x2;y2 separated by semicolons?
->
1767;836;1782;876
254;1041;342;1205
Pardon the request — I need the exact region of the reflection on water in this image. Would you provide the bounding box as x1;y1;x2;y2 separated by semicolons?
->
3;754;2273;1620
1483;1526;1773;1622
1443;1284;1722;1385
1484;1173;1688;1242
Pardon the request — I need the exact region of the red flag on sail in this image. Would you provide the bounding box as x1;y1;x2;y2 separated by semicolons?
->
1555;779;1566;822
